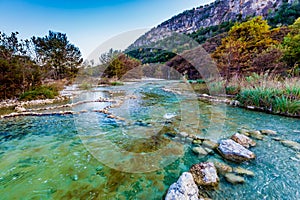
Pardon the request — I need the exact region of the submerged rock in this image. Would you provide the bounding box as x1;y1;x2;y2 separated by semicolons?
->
192;139;203;145
233;167;255;177
190;162;219;187
260;129;277;135
202;140;218;149
214;162;233;175
272;137;282;141
224;173;245;184
281;140;300;151
238;129;250;136
231;133;256;148
179;132;189;138
247;130;264;140
192;146;208;157
165;172;199;200
218;139;256;162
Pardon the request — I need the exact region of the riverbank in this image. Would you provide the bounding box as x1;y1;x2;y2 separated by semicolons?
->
190;74;300;118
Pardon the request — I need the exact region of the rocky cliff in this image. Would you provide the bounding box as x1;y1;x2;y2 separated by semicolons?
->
130;0;295;48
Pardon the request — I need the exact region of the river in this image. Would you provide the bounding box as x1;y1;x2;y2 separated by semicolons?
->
0;80;299;199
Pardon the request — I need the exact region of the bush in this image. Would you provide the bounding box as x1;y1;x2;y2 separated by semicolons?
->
79;82;92;90
110;81;124;86
19;85;59;101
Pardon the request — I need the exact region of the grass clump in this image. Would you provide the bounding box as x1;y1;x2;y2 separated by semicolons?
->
19;84;60;101
79;82;92;90
234;73;300;116
109;81;124;86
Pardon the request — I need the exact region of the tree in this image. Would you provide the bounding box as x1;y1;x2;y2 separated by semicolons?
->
101;51;141;79
282;17;300;76
212;17;280;78
32;31;83;80
0;31;41;99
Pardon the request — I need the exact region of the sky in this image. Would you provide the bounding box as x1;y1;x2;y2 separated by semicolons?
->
0;0;214;59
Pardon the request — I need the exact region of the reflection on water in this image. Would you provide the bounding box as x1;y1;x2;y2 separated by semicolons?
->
0;80;299;199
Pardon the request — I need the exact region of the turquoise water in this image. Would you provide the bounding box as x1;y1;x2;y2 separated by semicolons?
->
0;81;299;199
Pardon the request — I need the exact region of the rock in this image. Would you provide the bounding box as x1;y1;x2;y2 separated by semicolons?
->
260;129;277;135
231;133;256;148
202;140;218;149
203;147;214;155
192;146;208;156
165;172;199;200
179;132;189;138
214;162;233;175
281;140;300;151
224;173;245;184
72;175;78;181
15;106;26;112
238;129;250;136
218;139;256;163
192;139;203;145
272;137;282;141
190;162;219;187
248;130;264;140
233;167;255;177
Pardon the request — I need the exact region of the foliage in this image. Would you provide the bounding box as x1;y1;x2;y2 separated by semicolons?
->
189;21;235;44
19;84;59;101
32;31;83;80
268;1;300;28
79;82;92;90
281;18;300;75
212;17;283;78
101;52;141;79
0;31;42;99
109;81;124;86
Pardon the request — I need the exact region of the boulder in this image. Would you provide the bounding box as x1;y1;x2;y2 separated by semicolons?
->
202;140;218;149
233;167;255;177
165;172;199;200
260;129;277;135
192;146;208;157
218;139;256;162
224;173;245;184
231;133;256;148
190;162;219;187
214;162;233;175
281;140;300;151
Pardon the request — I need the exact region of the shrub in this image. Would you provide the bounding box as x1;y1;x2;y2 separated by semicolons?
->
19;85;59;101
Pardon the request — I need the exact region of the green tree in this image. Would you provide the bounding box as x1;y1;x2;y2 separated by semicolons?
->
0;31;41;99
212;17;280;78
32;31;83;80
282;17;300;76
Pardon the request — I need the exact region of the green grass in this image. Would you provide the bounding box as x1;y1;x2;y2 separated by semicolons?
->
19;85;60;101
109;81;124;86
237;87;300;115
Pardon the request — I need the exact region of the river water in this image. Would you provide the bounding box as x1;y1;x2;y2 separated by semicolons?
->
0;80;299;199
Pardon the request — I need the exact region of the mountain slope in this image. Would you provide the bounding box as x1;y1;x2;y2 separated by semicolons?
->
130;0;296;48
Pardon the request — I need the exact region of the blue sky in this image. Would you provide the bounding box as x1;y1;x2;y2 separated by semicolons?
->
0;0;214;58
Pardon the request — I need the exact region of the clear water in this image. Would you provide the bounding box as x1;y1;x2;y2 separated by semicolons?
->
0;80;299;200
